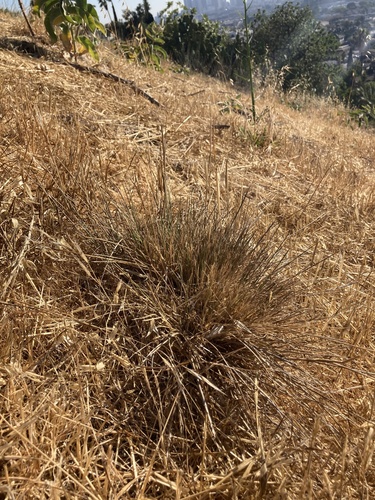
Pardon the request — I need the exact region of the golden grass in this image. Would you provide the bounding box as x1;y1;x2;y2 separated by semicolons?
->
1;10;375;499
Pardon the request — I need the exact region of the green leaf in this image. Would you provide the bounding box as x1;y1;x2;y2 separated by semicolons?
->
154;46;167;59
35;0;104;61
95;21;107;36
43;0;59;14
87;17;106;36
76;35;99;61
32;0;45;16
64;6;82;24
32;0;45;8
44;11;58;43
84;12;105;35
75;0;88;11
152;37;165;45
86;3;100;21
43;3;65;42
52;14;66;26
150;53;161;66
84;13;97;32
32;5;42;16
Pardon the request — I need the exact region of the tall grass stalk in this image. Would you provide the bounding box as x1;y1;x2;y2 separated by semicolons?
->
18;0;35;36
243;0;256;121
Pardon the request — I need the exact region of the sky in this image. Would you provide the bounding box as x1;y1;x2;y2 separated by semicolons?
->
0;0;175;22
97;0;174;22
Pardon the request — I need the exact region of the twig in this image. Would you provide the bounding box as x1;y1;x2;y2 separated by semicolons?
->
65;61;161;107
0;35;160;106
18;0;35;37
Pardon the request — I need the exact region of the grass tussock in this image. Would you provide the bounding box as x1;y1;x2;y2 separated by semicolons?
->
0;9;375;498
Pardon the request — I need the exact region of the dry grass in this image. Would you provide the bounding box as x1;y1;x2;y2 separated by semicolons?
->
0;10;375;499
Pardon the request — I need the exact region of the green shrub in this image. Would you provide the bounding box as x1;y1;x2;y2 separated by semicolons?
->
121;22;167;69
33;0;106;61
251;2;339;94
162;6;244;79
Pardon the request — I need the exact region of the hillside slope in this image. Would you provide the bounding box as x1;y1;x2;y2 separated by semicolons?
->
1;12;375;499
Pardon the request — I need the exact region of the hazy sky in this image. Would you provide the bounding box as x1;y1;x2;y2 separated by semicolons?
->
97;0;175;21
0;0;176;23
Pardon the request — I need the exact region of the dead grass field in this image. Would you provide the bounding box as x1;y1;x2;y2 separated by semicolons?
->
0;11;375;499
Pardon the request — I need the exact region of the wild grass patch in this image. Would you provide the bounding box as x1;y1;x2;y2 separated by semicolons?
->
0;13;375;496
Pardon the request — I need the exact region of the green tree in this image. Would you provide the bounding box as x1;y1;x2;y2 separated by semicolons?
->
162;6;242;78
108;0;154;39
338;54;375;126
251;2;339;94
162;7;220;73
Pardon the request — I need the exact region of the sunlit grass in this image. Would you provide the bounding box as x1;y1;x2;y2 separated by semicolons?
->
0;9;374;498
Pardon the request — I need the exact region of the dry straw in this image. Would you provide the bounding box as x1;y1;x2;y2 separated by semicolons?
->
0;10;375;499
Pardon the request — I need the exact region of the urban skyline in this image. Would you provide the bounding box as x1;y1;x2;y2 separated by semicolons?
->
182;0;280;17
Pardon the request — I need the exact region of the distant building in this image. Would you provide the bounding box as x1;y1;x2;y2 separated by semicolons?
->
184;0;228;16
183;0;278;17
230;0;242;9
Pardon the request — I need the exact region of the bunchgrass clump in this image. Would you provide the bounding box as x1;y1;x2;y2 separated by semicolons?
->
47;194;363;497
